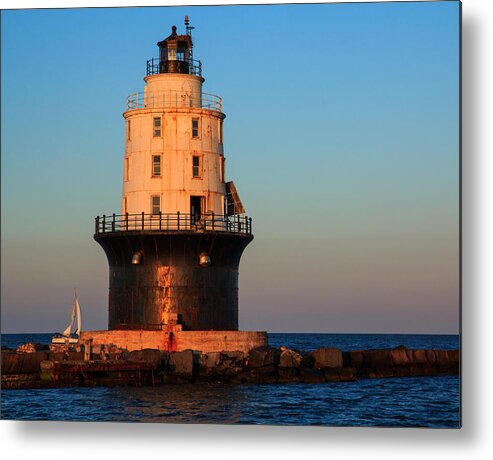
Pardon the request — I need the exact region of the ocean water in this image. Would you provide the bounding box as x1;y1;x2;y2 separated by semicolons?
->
1;333;460;427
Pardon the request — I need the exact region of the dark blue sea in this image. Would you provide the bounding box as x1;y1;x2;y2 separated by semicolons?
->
1;333;460;428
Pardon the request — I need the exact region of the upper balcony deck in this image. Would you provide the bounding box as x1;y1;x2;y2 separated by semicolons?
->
126;90;222;112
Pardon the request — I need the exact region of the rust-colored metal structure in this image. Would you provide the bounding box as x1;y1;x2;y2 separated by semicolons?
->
94;214;253;331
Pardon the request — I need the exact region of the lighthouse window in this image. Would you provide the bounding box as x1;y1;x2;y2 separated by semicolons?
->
153;117;162;137
192;155;201;178
124;157;129;181
151;195;161;215
192;118;200;138
126;120;131;140
218;120;223;144
152;155;161;177
220;157;225;183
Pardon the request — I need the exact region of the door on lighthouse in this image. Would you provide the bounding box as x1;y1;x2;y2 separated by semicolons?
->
190;196;202;225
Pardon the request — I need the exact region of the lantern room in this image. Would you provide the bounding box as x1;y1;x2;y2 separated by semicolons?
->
152;15;200;75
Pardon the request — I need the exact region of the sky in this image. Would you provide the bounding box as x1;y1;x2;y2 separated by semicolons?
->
1;1;460;334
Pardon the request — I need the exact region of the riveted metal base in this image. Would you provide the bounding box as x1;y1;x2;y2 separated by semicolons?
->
94;231;253;331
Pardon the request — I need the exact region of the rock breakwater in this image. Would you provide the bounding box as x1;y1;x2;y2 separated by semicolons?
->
1;343;459;389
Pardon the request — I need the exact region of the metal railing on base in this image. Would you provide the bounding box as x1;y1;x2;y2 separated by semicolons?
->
94;212;252;235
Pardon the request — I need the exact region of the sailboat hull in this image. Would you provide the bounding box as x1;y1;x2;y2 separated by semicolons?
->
51;337;79;344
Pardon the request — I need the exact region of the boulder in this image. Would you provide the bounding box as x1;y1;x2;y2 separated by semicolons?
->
216;352;245;378
390;346;410;366
168;350;195;376
198;352;220;379
448;349;460;366
220;351;245;367
16;343;48;353
365;350;392;368
435;350;450;367
374;368;395;379
349;351;365;368
250;364;279;383
337;367;358;382
324;368;340;382
20;352;48;373
394;366;412;377
358;368;378;379
422;365;439;376
426;349;437;365
279;348;302;368
278;366;300;382
200;352;221;369
311;347;343;369
409;365;427;377
230;370;256;384
300;368;325;383
300;354;315;368
411;349;428;364
127;349;161;368
1;352;22;374
247;346;280;369
380;368;392;378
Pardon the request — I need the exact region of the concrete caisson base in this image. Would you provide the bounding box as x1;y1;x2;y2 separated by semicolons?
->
80;329;268;354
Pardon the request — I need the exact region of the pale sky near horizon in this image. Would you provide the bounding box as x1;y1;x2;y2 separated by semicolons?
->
1;1;460;334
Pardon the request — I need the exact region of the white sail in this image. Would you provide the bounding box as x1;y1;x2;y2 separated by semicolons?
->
75;296;82;336
62;294;77;337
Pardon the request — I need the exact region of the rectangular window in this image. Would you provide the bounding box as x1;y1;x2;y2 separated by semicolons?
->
124;157;129;181
122;197;127;214
192;155;201;178
153;117;162;137
218;120;223;144
192;118;199;138
152;155;161;177
219;157;225;183
126;120;131;140
151;195;160;215
222;196;227;216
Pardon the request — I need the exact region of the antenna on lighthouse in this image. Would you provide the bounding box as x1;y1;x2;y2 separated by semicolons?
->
185;16;194;36
185;16;195;62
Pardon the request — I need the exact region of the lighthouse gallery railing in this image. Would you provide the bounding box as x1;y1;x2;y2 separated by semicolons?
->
95;212;252;235
126;90;222;112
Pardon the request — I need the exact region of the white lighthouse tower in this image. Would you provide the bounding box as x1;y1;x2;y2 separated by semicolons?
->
93;19;255;335
122;21;230;220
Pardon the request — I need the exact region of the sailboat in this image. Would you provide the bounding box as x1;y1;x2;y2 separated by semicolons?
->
52;290;82;344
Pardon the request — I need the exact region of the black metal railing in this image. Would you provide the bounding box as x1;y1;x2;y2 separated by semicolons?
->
94;212;253;235
146;57;202;77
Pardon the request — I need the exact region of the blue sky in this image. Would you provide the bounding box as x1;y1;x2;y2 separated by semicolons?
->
1;1;460;333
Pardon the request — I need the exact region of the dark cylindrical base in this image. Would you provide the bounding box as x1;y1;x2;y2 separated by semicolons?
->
94;231;253;331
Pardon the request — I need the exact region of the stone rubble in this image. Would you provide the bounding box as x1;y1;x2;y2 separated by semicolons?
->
1;343;460;389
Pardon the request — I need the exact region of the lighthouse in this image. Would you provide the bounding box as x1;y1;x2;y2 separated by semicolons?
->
91;19;261;350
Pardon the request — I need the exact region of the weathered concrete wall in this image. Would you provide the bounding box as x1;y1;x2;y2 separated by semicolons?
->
80;329;268;354
172;331;268;354
80;330;171;351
